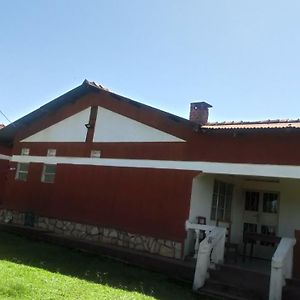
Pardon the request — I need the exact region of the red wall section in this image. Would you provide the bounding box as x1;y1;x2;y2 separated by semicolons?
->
0;145;11;204
3;164;197;241
0;160;9;204
14;129;300;166
0;145;11;156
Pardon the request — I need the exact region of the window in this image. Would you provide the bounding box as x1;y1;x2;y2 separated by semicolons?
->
41;164;56;183
211;180;233;221
15;163;29;181
21;148;30;155
263;193;278;213
90;150;101;158
243;222;257;234
47;149;56;157
245;191;259;211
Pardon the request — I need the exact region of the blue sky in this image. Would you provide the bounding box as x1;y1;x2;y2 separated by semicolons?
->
0;1;300;124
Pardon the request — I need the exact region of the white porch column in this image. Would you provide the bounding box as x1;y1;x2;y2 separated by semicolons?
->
193;238;212;291
193;229;200;258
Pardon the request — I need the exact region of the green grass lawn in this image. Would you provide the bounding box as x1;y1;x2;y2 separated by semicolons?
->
0;232;209;300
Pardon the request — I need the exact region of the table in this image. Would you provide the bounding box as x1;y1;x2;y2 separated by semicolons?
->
243;232;281;262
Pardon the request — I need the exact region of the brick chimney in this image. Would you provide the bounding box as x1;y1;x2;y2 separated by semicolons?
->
189;102;212;125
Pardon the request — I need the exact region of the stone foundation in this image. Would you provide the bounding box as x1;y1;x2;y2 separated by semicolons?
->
0;209;182;259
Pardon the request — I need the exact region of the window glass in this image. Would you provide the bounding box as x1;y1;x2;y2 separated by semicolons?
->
90;150;101;158
263;193;278;213
21;148;30;155
15;163;29;181
41;164;56;183
211;180;233;221
47;149;56;157
243;222;257;234
245;191;259;211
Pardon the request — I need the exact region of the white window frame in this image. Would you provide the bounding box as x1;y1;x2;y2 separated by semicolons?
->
47;149;56;157
41;164;56;183
90;150;101;158
210;180;233;222
15;163;29;181
21;148;30;155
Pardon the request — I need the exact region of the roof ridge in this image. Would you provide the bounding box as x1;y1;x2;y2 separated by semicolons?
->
207;119;300;125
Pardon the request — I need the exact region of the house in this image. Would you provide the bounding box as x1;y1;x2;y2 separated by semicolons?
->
0;80;299;299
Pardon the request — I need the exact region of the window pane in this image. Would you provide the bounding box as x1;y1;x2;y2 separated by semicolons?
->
261;225;276;236
245;191;259;211
18;172;28;181
44;174;55;183
45;164;56;174
219;182;226;196
15;163;29;181
210;180;233;222
42;164;56;183
263;193;278;213
19;163;29;172
219;195;225;209
211;208;216;220
21;148;30;155
212;194;218;206
243;223;257;233
217;208;224;220
47;149;56;156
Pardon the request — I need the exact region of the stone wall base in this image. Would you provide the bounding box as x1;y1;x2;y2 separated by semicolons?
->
0;209;182;259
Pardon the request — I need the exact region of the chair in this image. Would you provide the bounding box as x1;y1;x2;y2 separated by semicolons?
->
216;219;239;263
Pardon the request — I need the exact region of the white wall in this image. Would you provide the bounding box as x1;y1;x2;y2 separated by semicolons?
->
278;179;300;237
188;174;214;224
184;174;214;256
93;107;185;142
21;108;91;142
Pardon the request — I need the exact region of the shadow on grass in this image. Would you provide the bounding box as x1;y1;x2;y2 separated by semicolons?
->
0;231;204;300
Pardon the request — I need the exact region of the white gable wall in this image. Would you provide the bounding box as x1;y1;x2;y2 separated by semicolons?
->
93;107;185;143
21;108;91;142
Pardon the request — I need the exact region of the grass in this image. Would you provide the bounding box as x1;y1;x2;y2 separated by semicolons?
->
0;232;210;300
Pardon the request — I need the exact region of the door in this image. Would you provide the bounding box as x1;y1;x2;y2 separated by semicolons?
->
243;190;279;259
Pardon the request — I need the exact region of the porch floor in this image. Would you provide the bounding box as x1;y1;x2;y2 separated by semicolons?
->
224;255;271;274
185;253;272;274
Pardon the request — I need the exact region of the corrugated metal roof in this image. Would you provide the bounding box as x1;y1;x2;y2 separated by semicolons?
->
203;119;300;130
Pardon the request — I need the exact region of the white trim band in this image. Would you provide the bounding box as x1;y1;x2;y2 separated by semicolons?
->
0;154;11;161
11;155;300;179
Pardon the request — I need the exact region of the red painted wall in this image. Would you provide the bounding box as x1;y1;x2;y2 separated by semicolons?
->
3;90;300;244
0;160;9;205
4;163;197;241
0;145;11;205
0;145;11;156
